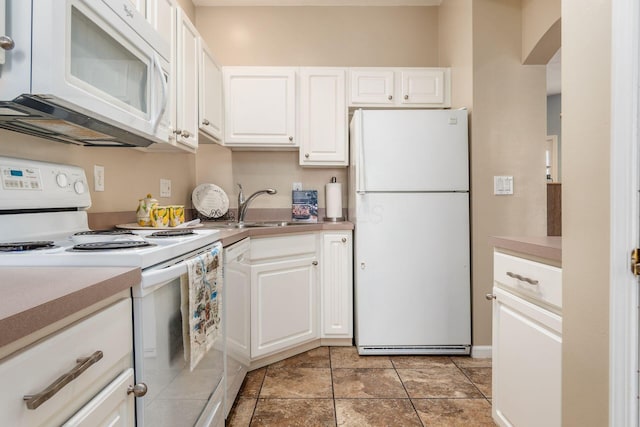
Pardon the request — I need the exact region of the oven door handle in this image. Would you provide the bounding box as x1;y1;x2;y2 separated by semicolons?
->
140;261;188;289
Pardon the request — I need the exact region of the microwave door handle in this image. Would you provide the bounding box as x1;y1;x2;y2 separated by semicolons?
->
151;52;168;133
140;261;188;289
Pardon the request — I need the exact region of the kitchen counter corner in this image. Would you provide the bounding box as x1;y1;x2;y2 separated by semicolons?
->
0;267;141;351
489;235;562;264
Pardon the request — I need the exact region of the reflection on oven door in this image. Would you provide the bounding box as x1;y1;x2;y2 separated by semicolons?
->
135;276;224;426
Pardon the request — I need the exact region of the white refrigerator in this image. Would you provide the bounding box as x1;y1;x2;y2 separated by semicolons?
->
349;109;471;355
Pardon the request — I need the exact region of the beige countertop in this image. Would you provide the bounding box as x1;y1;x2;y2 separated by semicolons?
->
489;235;562;263
203;221;355;247
0;267;140;352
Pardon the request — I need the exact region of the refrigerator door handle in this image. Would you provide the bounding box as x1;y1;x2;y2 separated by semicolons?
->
357;110;366;194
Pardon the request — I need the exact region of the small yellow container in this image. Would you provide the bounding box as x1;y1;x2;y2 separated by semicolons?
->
151;206;170;227
169;205;185;227
136;194;158;227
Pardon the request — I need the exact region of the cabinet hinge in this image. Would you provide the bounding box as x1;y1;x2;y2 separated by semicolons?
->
631;248;640;276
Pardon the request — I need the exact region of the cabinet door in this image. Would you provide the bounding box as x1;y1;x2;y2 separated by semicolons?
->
199;41;223;143
349;69;395;105
172;9;199;150
224;67;297;147
400;69;446;105
320;232;352;338
492;287;561;427
146;0;174;47
299;68;347;166
62;369;135;427
251;256;318;358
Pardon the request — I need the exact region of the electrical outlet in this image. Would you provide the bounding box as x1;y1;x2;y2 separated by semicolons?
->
94;165;104;192
292;182;302;191
160;179;172;197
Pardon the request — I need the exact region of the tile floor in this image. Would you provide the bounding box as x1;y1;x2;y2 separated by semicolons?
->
226;346;495;427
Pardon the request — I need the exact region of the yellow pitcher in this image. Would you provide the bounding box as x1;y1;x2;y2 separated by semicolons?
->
136;194;157;227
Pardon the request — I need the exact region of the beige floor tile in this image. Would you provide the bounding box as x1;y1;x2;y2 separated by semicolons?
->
462;367;492;398
335;398;422;427
251;398;336;427
332;368;407;398
239;367;267;398
397;366;483;398
268;347;331;369
451;356;493;368
412;398;495;426
390;355;455;369
260;368;333;398
227;397;257;427
330;346;393;368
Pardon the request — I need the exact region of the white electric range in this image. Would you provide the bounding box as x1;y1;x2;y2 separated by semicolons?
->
0;156;225;427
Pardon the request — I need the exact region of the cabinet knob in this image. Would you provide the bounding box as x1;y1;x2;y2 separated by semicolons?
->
404;94;409;100
181;130;191;138
202;119;210;126
127;383;148;397
0;36;15;51
485;293;496;300
173;129;182;135
305;153;310;158
387;95;393;101
312;260;318;266
360;262;366;270
341;237;347;243
289;136;294;141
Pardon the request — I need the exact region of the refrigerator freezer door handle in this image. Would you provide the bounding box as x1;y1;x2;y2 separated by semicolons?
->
357;110;366;193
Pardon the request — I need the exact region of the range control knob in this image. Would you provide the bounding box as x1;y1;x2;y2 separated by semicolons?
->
74;180;86;195
55;173;68;188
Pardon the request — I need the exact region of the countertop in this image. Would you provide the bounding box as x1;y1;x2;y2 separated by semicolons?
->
203;221;355;247
489;235;562;263
0;267;140;354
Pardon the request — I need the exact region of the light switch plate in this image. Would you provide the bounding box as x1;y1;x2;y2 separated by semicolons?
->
494;176;514;195
94;165;104;192
160;179;171;197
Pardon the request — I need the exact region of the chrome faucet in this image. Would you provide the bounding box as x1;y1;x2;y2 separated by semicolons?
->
237;184;277;223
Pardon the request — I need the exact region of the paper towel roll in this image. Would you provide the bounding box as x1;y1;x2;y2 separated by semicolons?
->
325;182;342;220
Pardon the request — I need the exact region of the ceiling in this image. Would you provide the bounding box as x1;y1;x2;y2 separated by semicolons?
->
193;0;442;5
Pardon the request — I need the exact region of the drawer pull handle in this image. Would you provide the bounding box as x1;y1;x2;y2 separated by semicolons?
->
485;293;496;300
506;271;539;285
23;350;103;410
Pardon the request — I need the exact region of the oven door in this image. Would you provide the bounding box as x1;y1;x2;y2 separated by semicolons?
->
30;0;170;142
132;242;224;427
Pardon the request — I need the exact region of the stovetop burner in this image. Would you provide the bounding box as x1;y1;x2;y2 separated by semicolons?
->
72;241;155;251
147;230;195;238
0;241;57;252
73;230;134;236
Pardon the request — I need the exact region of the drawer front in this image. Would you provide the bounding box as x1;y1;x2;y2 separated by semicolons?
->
494;252;562;309
0;299;133;427
250;233;317;262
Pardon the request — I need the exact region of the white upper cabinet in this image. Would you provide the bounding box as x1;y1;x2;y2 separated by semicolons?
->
146;0;174;47
400;69;447;105
171;8;199;150
349;69;395;105
299;68;348;167
223;67;297;148
349;67;451;108
198;40;223;143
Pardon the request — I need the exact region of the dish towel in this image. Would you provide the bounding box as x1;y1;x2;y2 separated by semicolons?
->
180;243;222;371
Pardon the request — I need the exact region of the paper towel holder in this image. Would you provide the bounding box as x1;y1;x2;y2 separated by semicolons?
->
323;176;345;222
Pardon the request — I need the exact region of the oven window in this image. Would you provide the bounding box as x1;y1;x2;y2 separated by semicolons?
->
70;6;148;114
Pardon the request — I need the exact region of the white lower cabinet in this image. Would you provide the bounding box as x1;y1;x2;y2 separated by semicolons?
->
251;255;318;358
492;252;562;427
320;232;352;338
62;368;135;427
0;298;135;427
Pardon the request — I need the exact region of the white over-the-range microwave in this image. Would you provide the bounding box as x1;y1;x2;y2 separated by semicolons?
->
0;0;171;148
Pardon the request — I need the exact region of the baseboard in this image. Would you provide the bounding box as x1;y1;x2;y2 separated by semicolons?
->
471;345;492;359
